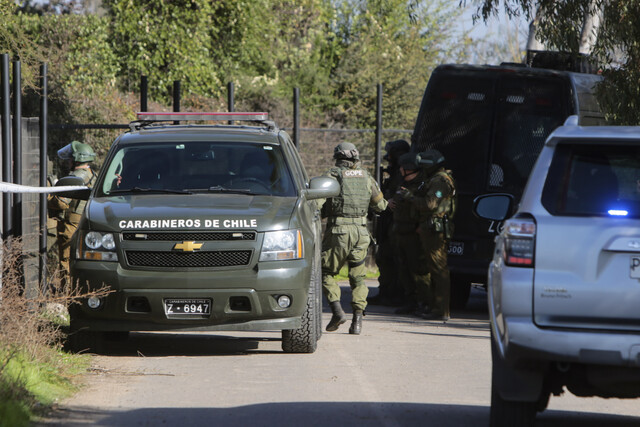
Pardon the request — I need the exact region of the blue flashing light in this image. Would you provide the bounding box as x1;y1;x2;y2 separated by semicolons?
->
608;209;629;216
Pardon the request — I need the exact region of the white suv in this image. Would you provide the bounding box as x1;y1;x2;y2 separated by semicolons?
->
474;117;640;426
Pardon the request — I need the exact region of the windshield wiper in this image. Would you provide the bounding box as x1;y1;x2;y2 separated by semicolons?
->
109;187;192;195
206;185;257;195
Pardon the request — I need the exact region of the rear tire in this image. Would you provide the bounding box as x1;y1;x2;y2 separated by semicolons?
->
490;379;537;427
282;252;320;353
450;275;471;309
489;332;537;427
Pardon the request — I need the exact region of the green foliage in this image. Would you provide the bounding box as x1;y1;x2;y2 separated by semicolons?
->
106;0;220;101
1;0;472;163
330;0;467;131
0;347;90;426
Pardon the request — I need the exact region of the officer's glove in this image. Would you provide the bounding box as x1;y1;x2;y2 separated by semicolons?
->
396;186;412;200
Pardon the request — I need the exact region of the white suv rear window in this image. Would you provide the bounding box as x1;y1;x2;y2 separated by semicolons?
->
542;141;640;218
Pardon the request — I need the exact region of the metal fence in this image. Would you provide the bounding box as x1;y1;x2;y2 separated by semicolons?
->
1;64;415;292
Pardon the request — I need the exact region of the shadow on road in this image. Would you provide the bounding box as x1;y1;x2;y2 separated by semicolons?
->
80;331;283;357
39;401;640;427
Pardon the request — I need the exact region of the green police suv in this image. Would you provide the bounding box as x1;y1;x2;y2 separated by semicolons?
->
67;112;339;353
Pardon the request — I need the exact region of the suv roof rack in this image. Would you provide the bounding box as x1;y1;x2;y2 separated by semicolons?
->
130;112;273;131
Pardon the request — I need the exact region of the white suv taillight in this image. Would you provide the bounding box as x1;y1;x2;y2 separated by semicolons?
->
503;217;536;267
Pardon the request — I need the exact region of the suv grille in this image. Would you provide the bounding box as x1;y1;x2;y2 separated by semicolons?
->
123;232;256;241
125;250;252;268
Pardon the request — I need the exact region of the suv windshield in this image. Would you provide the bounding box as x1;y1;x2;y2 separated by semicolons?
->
98;141;296;197
542;141;640;218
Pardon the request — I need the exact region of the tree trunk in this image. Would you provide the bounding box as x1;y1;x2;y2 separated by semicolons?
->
579;0;604;54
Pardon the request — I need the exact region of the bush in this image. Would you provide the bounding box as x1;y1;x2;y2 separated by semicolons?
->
0;238;109;424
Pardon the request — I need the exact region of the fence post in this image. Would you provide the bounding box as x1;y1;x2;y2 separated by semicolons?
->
39;63;48;290
140;75;148;112
372;83;383;255
172;80;180;125
293;88;300;149
12;59;22;239
375;83;383;186
1;54;11;240
227;81;234;125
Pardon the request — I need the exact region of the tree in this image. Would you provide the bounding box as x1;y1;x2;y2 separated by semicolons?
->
469;0;640;125
329;0;469;130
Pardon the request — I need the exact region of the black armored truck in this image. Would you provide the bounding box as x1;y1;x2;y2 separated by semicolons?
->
410;60;605;307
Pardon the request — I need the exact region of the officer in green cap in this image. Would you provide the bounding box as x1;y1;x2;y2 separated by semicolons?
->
388;151;431;317
48;141;97;286
320;142;387;335
397;149;456;321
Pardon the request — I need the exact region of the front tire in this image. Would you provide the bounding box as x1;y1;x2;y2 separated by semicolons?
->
282;251;320;353
66;329;105;354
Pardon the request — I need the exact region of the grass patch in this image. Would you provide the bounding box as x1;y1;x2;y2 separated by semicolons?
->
0;347;90;426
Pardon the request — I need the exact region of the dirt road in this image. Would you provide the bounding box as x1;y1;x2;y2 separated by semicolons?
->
37;285;640;426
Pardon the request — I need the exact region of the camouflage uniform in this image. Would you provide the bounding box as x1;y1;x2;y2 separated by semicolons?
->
371;140;409;305
321;142;387;334
48;166;96;284
391;169;431;313
413;166;456;320
48;141;97;286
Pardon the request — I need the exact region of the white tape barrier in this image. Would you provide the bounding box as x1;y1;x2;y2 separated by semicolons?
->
0;181;88;193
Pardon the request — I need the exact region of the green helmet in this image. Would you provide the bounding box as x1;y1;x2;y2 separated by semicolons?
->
334;142;359;160
71;140;95;163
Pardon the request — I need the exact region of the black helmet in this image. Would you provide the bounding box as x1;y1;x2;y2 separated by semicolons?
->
416;149;445;174
383;139;410;162
334;142;359;160
398;152;419;171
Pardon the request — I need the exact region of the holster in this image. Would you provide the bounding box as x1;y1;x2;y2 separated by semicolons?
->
427;215;454;239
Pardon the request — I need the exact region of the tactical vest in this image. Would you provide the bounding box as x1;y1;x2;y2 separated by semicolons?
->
68;167;96;216
325;166;371;218
433;169;456;219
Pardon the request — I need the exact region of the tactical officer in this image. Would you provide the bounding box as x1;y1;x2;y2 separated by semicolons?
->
369;139;409;306
388;152;431;316
400;150;456;321
48;141;97;286
321;142;387;335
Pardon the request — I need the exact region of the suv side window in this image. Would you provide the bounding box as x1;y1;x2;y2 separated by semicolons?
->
279;132;308;189
542;142;640;217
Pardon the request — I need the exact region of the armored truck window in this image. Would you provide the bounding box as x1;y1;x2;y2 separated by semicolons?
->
98;141;296;197
412;70;494;193
489;75;568;196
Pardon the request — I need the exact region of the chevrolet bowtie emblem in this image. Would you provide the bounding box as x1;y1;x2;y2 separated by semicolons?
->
173;241;203;252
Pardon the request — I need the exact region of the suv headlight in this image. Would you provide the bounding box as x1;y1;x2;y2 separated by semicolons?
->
259;230;303;261
77;231;118;262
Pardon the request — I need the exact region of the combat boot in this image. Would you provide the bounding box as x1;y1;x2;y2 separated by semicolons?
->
326;301;347;332
349;310;363;335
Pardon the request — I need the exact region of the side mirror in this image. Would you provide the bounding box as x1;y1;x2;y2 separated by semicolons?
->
473;193;513;221
305;176;340;200
54;176;91;200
